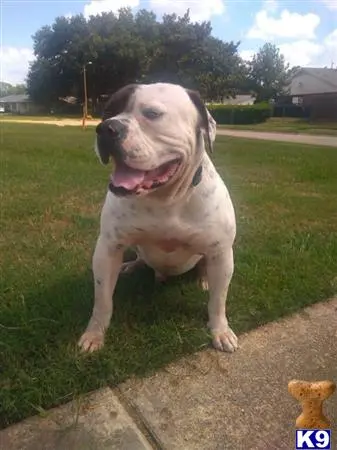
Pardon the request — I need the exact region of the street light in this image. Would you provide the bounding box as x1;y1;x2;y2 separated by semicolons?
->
82;61;92;129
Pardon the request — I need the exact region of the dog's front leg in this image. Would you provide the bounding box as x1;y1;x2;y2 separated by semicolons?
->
78;235;123;353
206;247;238;352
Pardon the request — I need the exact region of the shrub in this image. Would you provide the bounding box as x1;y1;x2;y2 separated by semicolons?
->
207;102;272;125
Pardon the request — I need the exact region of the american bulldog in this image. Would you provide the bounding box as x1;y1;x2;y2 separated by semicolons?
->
79;83;238;353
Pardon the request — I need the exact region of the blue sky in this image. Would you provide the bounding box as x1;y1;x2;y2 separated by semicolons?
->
1;0;337;84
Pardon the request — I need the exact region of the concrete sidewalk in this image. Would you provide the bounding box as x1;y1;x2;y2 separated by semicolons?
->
1;298;336;450
217;129;337;147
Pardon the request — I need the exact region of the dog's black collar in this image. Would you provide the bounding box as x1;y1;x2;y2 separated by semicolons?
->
191;165;203;187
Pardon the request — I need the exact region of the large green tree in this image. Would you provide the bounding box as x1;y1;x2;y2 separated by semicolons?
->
27;8;244;108
143;11;210;87
195;37;245;101
247;43;290;102
27;9;156;108
27;14;91;106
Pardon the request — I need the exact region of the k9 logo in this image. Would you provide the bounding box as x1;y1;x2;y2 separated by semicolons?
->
296;429;331;449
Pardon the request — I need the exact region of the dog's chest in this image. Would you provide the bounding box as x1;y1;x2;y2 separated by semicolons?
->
112;205;205;256
110;185;224;252
128;225;201;253
153;238;186;253
135;233;203;276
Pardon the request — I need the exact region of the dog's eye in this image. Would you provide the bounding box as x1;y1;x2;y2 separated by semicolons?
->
142;108;163;120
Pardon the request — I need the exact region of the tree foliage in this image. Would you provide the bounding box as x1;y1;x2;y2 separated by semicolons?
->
0;82;26;96
246;43;290;102
27;8;244;108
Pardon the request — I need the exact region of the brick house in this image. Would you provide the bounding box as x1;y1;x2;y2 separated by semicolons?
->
280;68;337;120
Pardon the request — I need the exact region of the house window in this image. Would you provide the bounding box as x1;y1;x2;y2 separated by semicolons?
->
292;96;303;105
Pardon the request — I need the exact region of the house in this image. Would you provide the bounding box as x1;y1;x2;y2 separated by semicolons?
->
0;94;41;115
281;68;337;120
221;94;255;106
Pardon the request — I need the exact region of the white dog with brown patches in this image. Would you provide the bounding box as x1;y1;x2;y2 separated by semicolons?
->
79;82;238;354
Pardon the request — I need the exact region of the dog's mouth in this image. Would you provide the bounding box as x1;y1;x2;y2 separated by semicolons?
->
109;159;181;196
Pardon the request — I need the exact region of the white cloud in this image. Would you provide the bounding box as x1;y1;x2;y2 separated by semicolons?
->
149;0;225;22
322;28;337;64
0;47;35;85
279;32;337;68
320;0;337;10
241;30;337;68
278;40;323;67
263;0;279;13
324;28;337;47
240;49;255;62
247;9;320;40
65;12;73;20
83;0;140;19
279;30;336;68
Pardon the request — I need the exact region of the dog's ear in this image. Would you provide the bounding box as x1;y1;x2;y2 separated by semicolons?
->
186;89;216;153
102;84;138;121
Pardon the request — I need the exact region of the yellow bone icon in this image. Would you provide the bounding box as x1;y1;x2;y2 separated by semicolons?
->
288;379;336;429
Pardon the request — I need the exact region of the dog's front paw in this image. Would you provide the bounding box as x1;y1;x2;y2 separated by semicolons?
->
212;327;238;353
78;330;105;353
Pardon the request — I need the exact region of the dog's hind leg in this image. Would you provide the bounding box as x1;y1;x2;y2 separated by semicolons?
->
197;257;209;292
121;259;168;286
120;257;146;274
154;271;168;283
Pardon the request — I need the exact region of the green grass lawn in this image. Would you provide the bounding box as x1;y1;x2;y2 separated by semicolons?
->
219;117;337;136
1;123;336;428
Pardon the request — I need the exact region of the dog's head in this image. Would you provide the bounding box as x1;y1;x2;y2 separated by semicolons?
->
95;83;217;199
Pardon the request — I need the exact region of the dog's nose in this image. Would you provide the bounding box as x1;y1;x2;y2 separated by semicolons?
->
96;119;127;141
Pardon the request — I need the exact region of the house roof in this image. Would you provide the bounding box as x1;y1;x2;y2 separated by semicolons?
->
0;94;30;103
288;68;337;96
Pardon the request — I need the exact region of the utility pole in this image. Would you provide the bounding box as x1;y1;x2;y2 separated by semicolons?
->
82;61;92;130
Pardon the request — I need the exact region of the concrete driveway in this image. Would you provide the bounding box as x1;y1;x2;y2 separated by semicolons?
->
217;129;337;147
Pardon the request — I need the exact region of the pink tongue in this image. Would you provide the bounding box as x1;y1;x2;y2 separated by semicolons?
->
112;161;146;190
